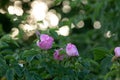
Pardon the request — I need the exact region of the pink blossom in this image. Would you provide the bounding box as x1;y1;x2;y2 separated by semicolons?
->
114;47;120;57
54;49;64;60
66;43;79;56
37;34;54;50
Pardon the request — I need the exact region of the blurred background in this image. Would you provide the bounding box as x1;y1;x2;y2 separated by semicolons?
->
0;0;120;79
0;0;120;44
0;0;120;55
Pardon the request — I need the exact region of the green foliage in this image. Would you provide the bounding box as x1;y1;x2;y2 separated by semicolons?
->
0;0;120;80
92;47;109;61
6;68;14;80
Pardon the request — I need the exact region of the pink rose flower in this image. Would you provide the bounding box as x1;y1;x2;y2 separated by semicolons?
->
54;49;64;60
114;47;120;57
37;34;54;50
66;43;79;56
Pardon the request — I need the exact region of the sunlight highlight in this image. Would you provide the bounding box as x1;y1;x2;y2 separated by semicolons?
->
0;9;6;14
62;5;71;13
37;20;49;30
104;31;112;38
71;23;75;29
63;0;70;6
56;25;70;36
14;7;23;16
8;6;15;15
19;24;37;40
62;0;71;13
30;1;48;21
45;11;59;28
81;0;88;5
93;21;101;29
77;20;84;28
10;28;19;40
20;24;37;32
7;1;23;16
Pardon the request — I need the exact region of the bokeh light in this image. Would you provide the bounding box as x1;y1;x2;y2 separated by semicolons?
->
19;24;37;32
30;0;48;21
62;0;70;6
93;21;101;29
0;9;6;14
37;20;49;31
77;20;84;28
71;23;75;29
7;1;23;16
81;0;88;5
104;31;112;38
56;25;70;36
8;6;15;15
62;4;71;13
45;11;59;28
10;27;19;40
62;0;71;13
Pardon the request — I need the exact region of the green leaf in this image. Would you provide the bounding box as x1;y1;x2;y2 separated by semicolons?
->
22;49;38;62
104;69;118;80
14;65;23;77
0;41;9;49
4;55;15;60
0;49;14;55
100;56;112;74
23;49;38;57
25;70;32;80
92;47;109;61
6;68;14;80
0;35;19;47
31;72;42;80
25;70;42;80
49;29;58;39
0;55;6;66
